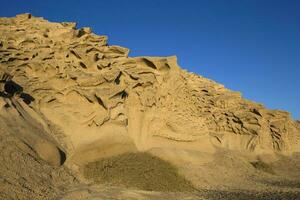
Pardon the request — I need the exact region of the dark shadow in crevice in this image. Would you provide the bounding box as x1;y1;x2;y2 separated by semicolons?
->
95;95;107;110
0;80;35;104
114;72;122;85
4;80;23;95
20;93;35;104
109;90;128;100
58;148;67;165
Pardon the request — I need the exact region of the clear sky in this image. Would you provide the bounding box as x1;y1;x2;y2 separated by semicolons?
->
1;0;299;119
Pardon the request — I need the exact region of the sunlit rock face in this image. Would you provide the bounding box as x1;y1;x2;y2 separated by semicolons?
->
1;13;300;200
1;14;299;160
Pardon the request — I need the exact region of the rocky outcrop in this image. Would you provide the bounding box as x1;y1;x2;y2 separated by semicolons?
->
1;13;300;199
1;14;299;158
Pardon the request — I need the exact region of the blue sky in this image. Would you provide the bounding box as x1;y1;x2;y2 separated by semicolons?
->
1;0;299;119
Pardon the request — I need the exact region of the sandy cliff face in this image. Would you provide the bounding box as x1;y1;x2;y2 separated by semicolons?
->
1;14;300;199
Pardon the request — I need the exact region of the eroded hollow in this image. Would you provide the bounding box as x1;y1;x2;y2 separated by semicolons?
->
83;152;194;192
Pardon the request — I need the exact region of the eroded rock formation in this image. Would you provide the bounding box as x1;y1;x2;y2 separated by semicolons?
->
1;13;300;199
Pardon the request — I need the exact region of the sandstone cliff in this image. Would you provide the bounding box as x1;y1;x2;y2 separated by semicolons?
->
1;13;300;200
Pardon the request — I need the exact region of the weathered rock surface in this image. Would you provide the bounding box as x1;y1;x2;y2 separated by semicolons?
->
1;14;300;199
